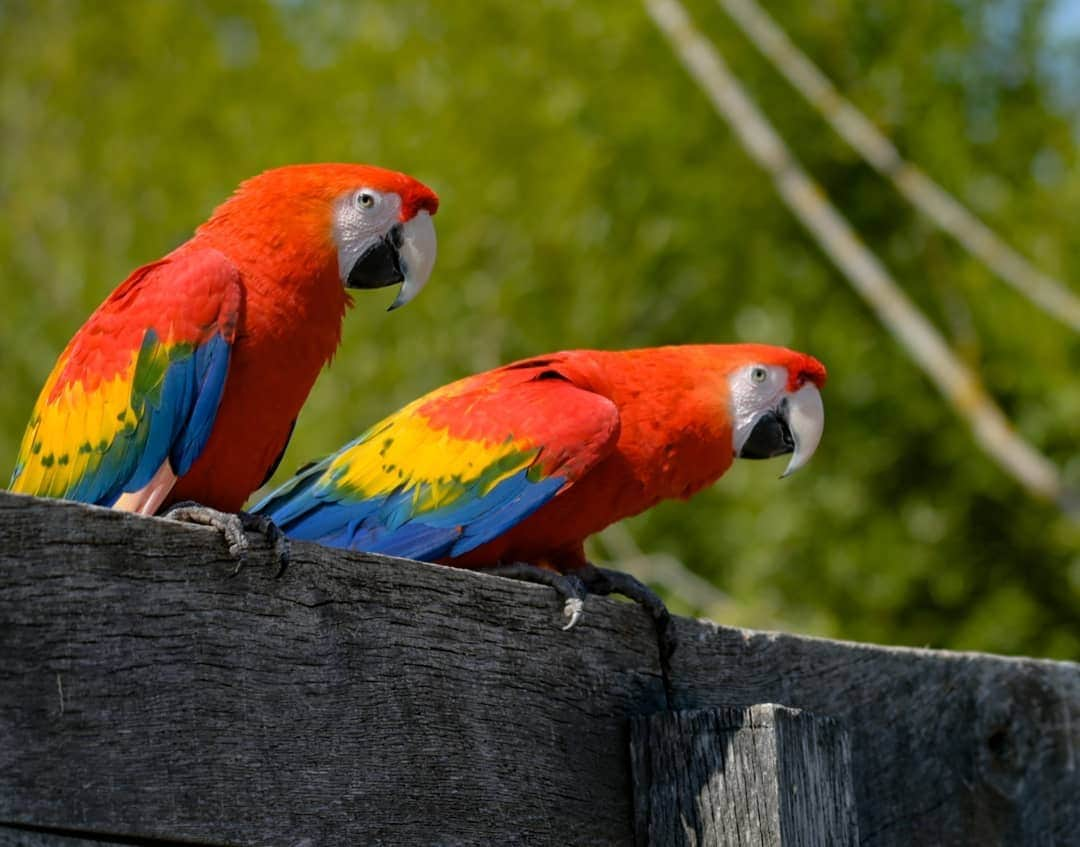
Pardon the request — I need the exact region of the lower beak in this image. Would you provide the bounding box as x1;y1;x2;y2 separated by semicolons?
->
346;229;404;291
737;383;824;477
345;210;437;311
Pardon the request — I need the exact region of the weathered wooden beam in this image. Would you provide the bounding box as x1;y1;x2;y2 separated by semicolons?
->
1;491;1078;845
631;704;858;846
0;823;187;846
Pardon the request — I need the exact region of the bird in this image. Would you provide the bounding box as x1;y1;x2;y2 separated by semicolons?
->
252;343;826;697
10;163;439;566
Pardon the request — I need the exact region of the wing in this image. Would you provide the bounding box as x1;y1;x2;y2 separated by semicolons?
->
253;367;620;561
9;248;241;509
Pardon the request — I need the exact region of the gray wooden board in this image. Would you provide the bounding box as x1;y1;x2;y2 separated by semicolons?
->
1;492;1078;846
631;704;859;846
0;823;192;846
0;828;116;846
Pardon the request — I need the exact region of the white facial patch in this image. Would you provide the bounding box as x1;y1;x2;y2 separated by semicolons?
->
728;363;788;455
333;188;402;282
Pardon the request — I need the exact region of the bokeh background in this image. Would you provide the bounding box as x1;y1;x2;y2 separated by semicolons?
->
2;0;1077;658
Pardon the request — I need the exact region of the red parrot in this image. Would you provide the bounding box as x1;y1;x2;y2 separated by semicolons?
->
10;163;439;557
253;344;826;674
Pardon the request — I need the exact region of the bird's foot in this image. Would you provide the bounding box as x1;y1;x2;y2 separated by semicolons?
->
487;562;588;630
579;563;676;709
237;510;291;577
488;560;676;709
164;502;248;560
163;502;291;577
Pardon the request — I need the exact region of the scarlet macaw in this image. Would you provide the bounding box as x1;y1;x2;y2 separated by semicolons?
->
10;164;438;562
254;344;826;687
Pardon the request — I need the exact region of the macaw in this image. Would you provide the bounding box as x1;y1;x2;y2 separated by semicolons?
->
253;344;826;691
10;163;438;562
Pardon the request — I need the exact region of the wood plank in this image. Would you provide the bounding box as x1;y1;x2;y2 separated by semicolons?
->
0;823;194;845
630;704;858;846
1;492;1078;845
0;827;113;847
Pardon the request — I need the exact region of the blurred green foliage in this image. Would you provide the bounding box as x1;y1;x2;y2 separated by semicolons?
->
1;0;1077;657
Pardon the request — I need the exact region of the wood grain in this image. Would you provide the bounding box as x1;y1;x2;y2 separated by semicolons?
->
631;704;858;846
1;492;1077;845
0;823;189;846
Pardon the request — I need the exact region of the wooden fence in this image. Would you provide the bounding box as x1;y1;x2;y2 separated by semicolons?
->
1;491;1077;845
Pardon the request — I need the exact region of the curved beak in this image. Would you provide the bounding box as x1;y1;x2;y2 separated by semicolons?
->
780;383;824;477
737;383;824;478
388;210;437;311
345;210;437;311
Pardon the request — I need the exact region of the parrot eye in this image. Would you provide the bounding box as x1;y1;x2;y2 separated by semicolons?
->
750;366;768;385
355;190;378;210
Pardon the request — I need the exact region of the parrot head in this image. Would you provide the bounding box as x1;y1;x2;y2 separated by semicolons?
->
198;163;439;310
722;344;827;477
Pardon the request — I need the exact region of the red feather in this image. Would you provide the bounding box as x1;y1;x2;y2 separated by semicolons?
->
14;164;439;514
451;345;825;571
172;165;437;510
254;344;827;571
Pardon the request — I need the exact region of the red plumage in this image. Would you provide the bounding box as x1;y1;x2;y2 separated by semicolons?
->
174;165;439;510
11;163;439;514
256;344;825;573
449;345;826;572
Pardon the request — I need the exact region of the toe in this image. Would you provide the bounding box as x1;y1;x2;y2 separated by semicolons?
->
271;536;291;578
561;597;586;631
165;504;249;563
221;517;249;558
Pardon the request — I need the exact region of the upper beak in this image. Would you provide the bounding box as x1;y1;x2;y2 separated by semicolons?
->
779;382;824;477
389;210;436;311
737;383;824;477
345;210;437;311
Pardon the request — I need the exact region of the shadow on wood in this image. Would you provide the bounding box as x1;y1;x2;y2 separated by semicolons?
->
1;492;1078;845
631;705;858;846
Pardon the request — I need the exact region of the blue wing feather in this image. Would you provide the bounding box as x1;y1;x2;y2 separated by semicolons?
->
254;464;565;562
251;364;621;564
171;333;231;477
112;331;232;502
9;247;240;508
53;330;228;506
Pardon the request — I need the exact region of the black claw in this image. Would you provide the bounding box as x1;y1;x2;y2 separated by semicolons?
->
487;560;677;710
238;511;291;578
580;564;677;710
